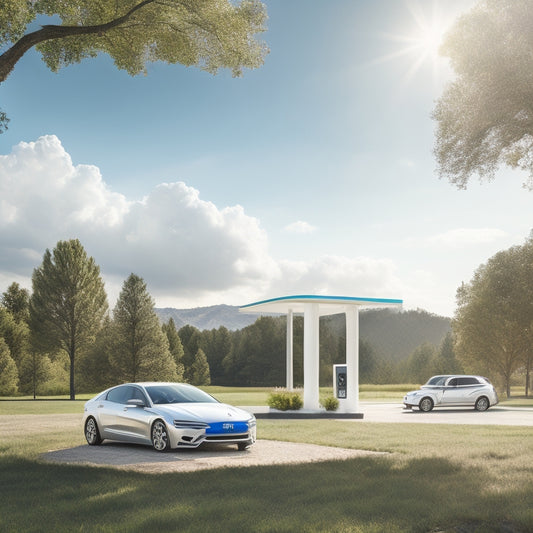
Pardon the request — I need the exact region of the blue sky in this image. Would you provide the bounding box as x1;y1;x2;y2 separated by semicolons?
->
1;0;532;317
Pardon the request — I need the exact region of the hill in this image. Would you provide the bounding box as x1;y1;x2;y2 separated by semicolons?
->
360;308;451;361
155;305;451;361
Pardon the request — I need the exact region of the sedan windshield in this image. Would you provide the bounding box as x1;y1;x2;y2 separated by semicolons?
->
145;384;219;405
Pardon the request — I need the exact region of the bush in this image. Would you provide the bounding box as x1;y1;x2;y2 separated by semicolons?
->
321;396;339;411
267;391;303;411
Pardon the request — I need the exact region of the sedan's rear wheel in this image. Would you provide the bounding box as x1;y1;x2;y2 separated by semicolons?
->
151;420;170;452
475;396;489;412
85;417;102;445
419;397;434;412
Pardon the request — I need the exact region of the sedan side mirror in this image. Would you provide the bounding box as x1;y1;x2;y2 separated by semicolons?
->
127;399;146;408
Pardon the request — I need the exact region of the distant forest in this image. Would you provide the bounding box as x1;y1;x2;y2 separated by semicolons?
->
158;307;454;388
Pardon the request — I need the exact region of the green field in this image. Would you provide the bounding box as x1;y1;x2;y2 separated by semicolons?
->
0;387;532;532
2;383;533;411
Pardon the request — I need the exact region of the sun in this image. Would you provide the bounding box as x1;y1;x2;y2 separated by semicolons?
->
407;2;451;64
373;1;461;85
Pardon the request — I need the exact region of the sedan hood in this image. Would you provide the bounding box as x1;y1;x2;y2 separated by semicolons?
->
150;402;253;423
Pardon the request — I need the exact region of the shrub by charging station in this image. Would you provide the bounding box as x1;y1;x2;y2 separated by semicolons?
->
321;396;339;411
267;391;303;411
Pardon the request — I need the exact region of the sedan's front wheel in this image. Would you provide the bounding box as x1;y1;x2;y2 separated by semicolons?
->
85;417;102;445
475;396;489;412
419;397;434;412
151;420;170;452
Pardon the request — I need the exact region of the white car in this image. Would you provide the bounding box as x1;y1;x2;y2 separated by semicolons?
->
83;382;256;451
403;375;499;412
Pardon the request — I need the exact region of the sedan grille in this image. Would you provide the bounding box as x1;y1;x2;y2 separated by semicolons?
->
173;420;209;430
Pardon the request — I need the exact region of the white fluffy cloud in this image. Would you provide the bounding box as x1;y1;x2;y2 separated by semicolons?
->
0;136;404;308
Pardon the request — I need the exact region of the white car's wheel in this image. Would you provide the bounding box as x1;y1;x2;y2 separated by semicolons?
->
85;417;102;445
151;420;170;452
419;397;434;412
475;396;489;411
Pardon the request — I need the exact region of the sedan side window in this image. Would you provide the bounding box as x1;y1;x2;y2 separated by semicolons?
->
130;386;149;405
106;386;130;404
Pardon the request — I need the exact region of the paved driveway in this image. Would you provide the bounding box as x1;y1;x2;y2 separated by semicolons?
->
359;402;533;426
43;439;384;473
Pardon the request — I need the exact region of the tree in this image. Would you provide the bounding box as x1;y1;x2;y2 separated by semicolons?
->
189;348;211;386
29;239;108;400
359;339;378;385
77;316;115;393
201;327;233;385
513;234;533;395
0;338;18;395
111;274;177;382
402;343;437;384
0;307;28;367
0;0;268;132
2;282;30;323
434;332;463;375
162;318;185;381
18;351;53;398
453;238;533;396
178;324;202;383
433;0;533;189
227;316;285;386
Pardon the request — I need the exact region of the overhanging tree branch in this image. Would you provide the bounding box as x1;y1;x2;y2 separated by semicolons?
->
0;0;155;83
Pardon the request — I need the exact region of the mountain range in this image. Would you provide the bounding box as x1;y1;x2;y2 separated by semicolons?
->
155;304;261;331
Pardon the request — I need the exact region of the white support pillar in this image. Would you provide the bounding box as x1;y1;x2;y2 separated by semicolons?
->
286;309;294;391
343;305;360;413
303;303;320;410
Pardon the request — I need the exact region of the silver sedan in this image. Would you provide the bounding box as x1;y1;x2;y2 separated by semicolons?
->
403;375;499;412
83;382;256;451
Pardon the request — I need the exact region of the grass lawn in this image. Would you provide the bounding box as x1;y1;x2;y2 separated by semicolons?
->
3;383;531;410
1;388;532;532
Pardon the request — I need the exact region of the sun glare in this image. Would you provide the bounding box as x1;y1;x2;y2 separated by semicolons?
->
408;2;450;63
372;1;464;86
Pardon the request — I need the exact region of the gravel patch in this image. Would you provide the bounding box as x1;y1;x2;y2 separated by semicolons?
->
42;440;386;473
2;413;385;473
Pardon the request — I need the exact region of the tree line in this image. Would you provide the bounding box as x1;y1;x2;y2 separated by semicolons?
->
0;239;460;398
1;236;532;398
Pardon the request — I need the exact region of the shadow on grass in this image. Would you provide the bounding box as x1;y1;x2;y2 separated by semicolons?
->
0;455;530;533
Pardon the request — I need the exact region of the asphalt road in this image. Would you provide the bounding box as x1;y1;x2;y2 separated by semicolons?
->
246;402;533;426
358;402;533;426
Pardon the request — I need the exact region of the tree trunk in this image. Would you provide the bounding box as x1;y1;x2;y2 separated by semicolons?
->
70;353;75;401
